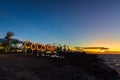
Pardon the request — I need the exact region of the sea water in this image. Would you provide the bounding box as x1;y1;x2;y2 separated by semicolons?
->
98;54;120;73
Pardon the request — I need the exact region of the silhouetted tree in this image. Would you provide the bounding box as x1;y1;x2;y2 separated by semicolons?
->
4;32;14;53
63;45;66;52
67;46;70;52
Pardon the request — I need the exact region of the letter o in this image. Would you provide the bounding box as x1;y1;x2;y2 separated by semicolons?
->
37;44;42;51
31;43;36;51
41;45;46;51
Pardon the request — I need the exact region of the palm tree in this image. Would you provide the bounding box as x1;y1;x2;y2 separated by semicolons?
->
4;32;14;53
63;45;66;52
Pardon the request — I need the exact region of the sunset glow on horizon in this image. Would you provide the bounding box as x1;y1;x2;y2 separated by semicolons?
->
83;39;120;51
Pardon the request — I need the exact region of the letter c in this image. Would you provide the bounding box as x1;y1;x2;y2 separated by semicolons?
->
24;40;30;49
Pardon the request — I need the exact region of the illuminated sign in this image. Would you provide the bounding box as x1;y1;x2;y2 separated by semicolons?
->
24;40;55;51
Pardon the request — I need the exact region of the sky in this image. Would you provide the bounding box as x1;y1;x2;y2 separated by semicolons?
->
0;0;120;51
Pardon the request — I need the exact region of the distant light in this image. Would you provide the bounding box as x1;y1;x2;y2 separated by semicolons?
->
16;43;23;48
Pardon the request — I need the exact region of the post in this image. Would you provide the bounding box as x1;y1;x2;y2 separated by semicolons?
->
37;50;39;56
25;48;27;55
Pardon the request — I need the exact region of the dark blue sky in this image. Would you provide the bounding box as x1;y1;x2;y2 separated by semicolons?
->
0;0;120;50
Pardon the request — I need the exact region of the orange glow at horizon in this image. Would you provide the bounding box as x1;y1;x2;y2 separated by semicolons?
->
83;38;120;52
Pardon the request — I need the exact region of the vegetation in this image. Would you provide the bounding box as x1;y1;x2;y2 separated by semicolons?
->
4;31;14;53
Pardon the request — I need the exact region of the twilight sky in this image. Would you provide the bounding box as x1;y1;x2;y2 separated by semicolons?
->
0;0;120;51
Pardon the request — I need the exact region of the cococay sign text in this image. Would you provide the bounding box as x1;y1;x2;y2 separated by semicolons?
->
24;40;55;51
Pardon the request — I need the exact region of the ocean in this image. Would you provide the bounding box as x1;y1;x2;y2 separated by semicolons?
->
98;54;120;74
